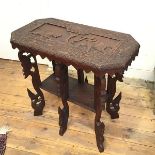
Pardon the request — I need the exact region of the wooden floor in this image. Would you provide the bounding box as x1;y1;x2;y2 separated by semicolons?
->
0;59;155;155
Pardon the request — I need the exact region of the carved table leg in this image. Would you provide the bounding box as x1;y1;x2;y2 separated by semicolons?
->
106;74;122;119
55;63;69;136
77;69;84;84
94;75;106;152
18;51;45;116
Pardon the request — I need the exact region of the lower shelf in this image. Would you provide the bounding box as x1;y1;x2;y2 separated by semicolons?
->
41;74;95;112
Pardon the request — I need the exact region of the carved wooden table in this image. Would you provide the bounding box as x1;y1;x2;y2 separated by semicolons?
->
10;18;140;152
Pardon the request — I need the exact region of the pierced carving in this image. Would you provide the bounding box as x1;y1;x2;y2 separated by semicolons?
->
18;51;32;79
95;121;105;152
27;89;45;116
58;106;69;136
18;51;45;116
107;92;121;119
106;73;123;119
18;51;41;85
115;73;123;82
10;19;141;154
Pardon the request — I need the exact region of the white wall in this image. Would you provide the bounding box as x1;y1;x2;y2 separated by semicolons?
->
0;0;155;81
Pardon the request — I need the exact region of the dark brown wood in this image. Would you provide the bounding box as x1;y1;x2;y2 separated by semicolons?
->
85;76;88;84
77;69;84;84
18;51;45;116
41;74;95;111
11;18;140;76
106;74;123;119
94;75;106;152
10;18;140;153
55;63;69;136
0;134;7;155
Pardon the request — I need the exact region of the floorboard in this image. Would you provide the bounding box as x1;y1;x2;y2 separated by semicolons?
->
0;58;155;155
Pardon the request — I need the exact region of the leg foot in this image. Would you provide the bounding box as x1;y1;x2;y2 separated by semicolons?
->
106;74;122;119
58;105;69;136
94;75;106;152
95;121;105;152
27;89;45;116
55;63;69;136
106;92;121;119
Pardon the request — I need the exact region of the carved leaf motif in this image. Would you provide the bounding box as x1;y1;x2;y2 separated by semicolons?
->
58;106;69;136
27;88;45;116
106;74;123;119
95;121;105;152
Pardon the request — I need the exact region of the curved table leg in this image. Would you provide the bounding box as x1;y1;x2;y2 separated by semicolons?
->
18;51;45;116
55;63;69;136
106;74;122;119
94;75;106;152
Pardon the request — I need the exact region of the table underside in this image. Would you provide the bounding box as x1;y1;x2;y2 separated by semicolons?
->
41;74;96;112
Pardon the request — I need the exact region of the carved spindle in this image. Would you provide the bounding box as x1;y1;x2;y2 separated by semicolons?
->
94;75;106;152
55;63;61;97
106;73;123;119
55;63;69;136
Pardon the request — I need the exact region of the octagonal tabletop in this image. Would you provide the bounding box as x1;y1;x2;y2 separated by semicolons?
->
10;18;140;76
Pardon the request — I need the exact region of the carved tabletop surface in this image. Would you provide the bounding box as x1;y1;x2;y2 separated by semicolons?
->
10;18;140;76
